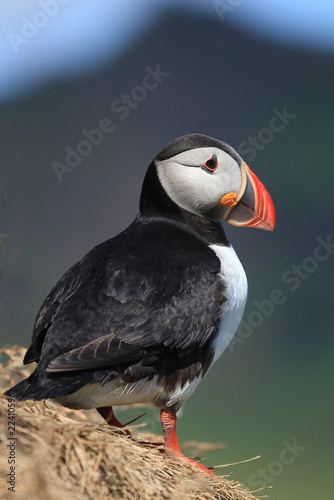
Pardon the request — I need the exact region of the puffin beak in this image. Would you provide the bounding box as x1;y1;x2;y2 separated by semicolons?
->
225;162;276;232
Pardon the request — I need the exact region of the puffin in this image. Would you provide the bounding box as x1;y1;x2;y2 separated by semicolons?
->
5;134;276;473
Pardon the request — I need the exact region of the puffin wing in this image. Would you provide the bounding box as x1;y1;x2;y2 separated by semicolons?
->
46;333;150;372
26;219;224;373
23;259;86;365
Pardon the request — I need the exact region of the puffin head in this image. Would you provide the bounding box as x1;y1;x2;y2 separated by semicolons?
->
141;134;276;231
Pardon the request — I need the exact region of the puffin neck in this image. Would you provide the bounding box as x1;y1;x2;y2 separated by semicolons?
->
139;161;229;246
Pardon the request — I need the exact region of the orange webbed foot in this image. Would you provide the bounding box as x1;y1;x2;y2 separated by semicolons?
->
185;457;215;475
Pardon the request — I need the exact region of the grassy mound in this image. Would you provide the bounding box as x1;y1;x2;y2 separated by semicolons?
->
0;347;263;500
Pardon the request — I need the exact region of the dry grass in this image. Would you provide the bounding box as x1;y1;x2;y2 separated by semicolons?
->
0;347;264;500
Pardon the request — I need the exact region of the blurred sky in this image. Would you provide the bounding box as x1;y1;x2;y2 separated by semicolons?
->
1;0;334;103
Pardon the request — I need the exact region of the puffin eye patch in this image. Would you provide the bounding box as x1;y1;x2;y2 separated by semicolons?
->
201;154;218;174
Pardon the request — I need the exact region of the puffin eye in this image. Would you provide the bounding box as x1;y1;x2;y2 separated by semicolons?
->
201;154;218;174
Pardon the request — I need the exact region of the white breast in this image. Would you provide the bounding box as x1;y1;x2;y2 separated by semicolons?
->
209;244;248;365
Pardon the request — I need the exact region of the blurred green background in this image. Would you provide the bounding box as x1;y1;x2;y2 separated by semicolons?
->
1;2;334;499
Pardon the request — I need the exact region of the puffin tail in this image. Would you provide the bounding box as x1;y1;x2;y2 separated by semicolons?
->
4;375;36;401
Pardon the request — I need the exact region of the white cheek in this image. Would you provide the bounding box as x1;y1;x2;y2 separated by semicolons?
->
157;164;218;212
156;160;241;216
217;167;241;194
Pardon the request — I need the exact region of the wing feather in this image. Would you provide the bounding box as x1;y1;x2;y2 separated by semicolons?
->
46;334;146;372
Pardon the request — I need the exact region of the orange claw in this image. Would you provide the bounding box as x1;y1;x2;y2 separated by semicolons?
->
186;457;215;475
220;192;237;207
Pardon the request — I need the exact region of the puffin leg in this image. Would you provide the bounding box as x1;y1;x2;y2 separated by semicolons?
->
160;408;182;457
160;408;214;475
97;406;131;435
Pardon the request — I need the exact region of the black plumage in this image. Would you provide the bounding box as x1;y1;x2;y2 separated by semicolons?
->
6;153;229;408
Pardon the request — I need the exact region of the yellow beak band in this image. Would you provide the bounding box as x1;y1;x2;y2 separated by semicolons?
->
220;192;237;207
